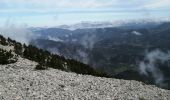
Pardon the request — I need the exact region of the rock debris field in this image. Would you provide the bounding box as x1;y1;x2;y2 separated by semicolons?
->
0;58;170;100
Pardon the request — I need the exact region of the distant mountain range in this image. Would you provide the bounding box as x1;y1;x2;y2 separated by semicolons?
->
52;18;170;30
30;18;170;31
30;21;170;89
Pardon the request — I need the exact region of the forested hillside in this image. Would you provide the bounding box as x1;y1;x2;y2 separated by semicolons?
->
0;35;109;77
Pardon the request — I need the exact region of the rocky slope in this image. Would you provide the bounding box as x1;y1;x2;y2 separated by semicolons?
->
0;58;169;100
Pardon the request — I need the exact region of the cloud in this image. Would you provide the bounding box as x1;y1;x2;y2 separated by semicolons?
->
0;0;170;26
81;33;97;49
0;0;169;14
0;0;118;15
144;0;170;9
1;0;169;14
0;19;36;44
139;49;170;87
0;0;116;9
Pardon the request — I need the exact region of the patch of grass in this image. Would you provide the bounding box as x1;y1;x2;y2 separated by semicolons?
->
139;97;146;100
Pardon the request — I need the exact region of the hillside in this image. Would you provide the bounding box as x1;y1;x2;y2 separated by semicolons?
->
32;22;170;71
31;22;170;89
0;34;170;99
0;58;170;100
0;35;109;78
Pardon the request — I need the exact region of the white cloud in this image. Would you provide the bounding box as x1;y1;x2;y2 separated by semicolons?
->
144;0;170;9
0;0;124;14
0;21;34;44
1;0;169;13
0;0;117;9
1;0;170;9
0;0;169;26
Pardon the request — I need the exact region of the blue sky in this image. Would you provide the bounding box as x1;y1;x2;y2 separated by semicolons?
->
0;0;170;27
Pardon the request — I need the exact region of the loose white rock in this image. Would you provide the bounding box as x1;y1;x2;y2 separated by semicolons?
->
0;58;169;100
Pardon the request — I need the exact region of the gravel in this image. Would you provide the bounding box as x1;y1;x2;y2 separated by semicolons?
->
0;58;170;100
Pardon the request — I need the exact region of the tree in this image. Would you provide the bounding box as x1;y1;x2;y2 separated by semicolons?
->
0;49;17;64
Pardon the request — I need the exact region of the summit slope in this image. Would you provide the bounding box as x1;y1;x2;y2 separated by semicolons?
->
0;58;169;100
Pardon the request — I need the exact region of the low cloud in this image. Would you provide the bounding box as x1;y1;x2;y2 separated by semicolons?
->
77;50;89;64
47;36;64;42
139;49;170;87
0;20;35;44
81;33;97;49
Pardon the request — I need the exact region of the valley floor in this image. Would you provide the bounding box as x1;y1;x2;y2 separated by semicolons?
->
0;58;169;100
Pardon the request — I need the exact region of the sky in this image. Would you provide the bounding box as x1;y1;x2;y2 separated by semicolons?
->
0;0;170;27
